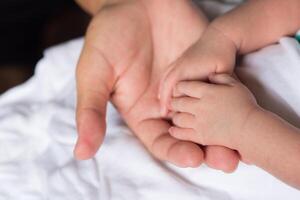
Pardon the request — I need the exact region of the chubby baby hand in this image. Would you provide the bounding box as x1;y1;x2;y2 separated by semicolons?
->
169;74;258;149
159;26;238;116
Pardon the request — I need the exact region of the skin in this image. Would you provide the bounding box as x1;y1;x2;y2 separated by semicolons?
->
159;0;300;115
157;0;300;189
169;74;300;189
74;0;240;170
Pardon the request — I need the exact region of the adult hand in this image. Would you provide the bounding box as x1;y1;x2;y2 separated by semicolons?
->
75;0;239;171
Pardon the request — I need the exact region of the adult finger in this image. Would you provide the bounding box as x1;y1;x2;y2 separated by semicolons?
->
75;42;115;160
136;118;204;168
204;145;240;173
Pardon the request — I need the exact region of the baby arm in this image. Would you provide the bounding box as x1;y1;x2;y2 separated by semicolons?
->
169;74;300;189
159;0;300;114
211;0;300;54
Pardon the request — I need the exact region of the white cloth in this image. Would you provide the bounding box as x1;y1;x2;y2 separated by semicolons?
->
0;36;300;199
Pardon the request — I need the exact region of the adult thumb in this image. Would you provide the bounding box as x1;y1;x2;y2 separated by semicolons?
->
74;42;115;160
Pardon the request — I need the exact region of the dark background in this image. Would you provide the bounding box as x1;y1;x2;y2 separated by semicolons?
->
0;0;90;92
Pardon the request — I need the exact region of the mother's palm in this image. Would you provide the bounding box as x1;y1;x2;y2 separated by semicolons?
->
75;0;239;170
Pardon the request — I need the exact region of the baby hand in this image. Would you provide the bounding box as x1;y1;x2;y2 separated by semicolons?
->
159;26;238;116
169;74;258;149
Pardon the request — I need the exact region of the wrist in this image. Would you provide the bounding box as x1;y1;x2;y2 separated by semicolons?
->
210;17;243;54
234;106;268;162
200;26;238;73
